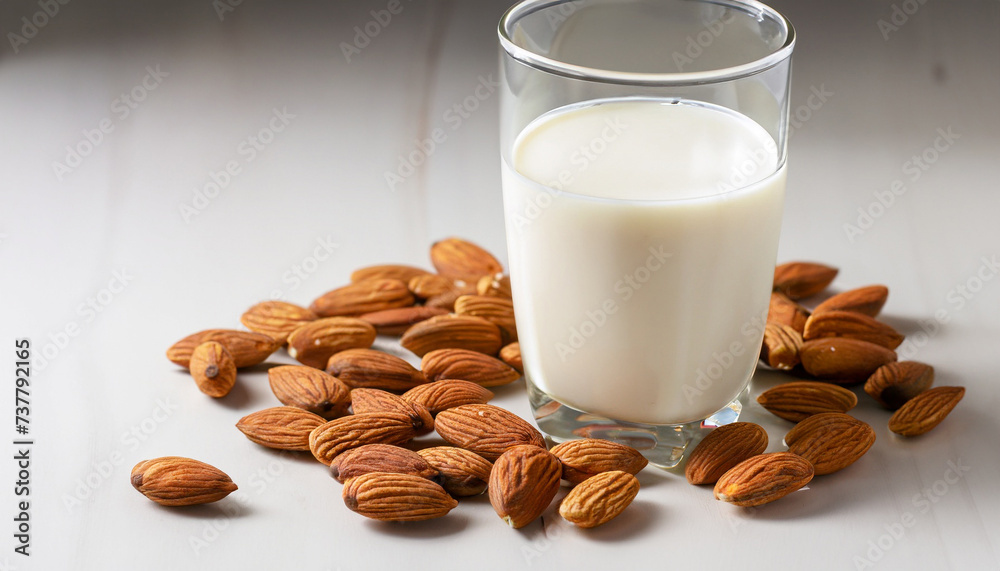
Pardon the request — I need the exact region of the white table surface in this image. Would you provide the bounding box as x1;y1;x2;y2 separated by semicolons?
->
2;0;999;569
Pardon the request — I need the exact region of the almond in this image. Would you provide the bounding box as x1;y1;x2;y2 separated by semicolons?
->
417;447;494;497
407;274;460;300
236;406;326;451
131;457;237;506
421;348;521;387
330;444;438;483
402;380;495;415
454;294;517;344
434;404;546;461
430;237;503;280
800;337;897;382
400;314;503;357
239;301;317;345
756;381;858;423
166;329;279;368
309;413;418;466
785;412;875;475
803;310;903;349
685;422;769;485
888;386;964;436
359;306;449;336
767;292;810;334
350;388;434;435
864;361;935;410
286;317;376;369
488;445;561;528
559;471;640;528
350;264;430;284
499;342;523;375
326;348;428;392
714;452;814;507
268;365;352;419
342;472;457;522
773;262;838;300
549;439;648;485
477;273;512;298
812;285;889;317
760;323;803;370
189;341;237;398
309;279;414;318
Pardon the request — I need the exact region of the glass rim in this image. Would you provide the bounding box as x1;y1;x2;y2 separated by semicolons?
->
498;0;796;86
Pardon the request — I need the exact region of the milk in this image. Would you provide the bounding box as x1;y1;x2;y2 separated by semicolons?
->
502;98;785;425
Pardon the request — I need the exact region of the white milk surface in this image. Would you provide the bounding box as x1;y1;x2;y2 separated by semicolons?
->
503;98;786;424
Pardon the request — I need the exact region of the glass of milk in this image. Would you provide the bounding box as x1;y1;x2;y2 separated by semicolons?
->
499;0;795;467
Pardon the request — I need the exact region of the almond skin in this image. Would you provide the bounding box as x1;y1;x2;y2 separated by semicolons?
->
402;380;495;415
330;444;438;483
400;314;503;357
326;348;428;392
812;285;889;317
430;237;504;281
785;412;875;475
166;329;279;368
350;388;434;436
310;278;415;318
434;404;546;461
455;294;518;344
421;348;521;387
189;342;237;398
888;386;965;436
714;452;814;507
417;447;494;497
286;317;377;369
800;337;897;382
499;342;523;375
309;413;417;466
559;471;640;528
685;422;769;485
359;306;449;336
864;361;935;410
239;301;317;345
350;264;430;284
760;323;803;370
408;274;460;300
549;439;648;485
477;273;512;298
489;445;562;528
767;292;810;334
803;310;904;350
756;381;858;423
342;472;457;522
268;365;352;419
131;457;237;507
236;406;327;451
773;262;838;300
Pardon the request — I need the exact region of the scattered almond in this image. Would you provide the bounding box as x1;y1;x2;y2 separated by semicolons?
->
330;444;438;483
800;337;897;382
326;348;428;392
342;472;457;522
268;365;352;419
549;439;648;484
236;406;326;451
489;445;561;528
477;273;512;298
803;310;903;349
310;279;414;318
685;422;768;485
785;412;875;475
359;306;449;336
408;274;461;300
239;301;317;345
402;380;494;415
756;381;858;423
189;341;237;398
888;386;964;436
760;323;803;370
714;452;814;507
350;264;430;284
421;348;521;387
434;404;546;461
864;361;934;410
286;317;377;369
417;447;494;497
767;292;810;334
455;294;518;344
812;285;889;317
131;457;237;507
309;412;417;466
430;237;503;281
559;471;640;528
350;388;434;435
499;342;523;374
400;314;503;357
773;262;838;300
166;329;279;368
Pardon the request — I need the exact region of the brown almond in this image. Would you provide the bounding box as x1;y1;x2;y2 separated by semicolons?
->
803;310;904;349
455;294;518;344
549;439;648;485
888;386;964;436
434;404;546;461
773;262;838;300
268;365;352;419
342;472;457;522
477;273;512;298
864;361;935;410
166;329;279;368
714;452;814;507
499;342;523;375
308;412;417;465
239;301;317;345
350;264;430;284
400;314;503;357
423;283;479;312
350;388;434;436
488;445;561;528
131;457;237;507
189;342;237;398
767;292;810;334
330;444;438;483
286;317;377;369
559;471;640;528
421;348;521;387
309;279;414;318
800;337;897;382
236;406;326;451
417;447;494;497
756;381;858;423
430;237;503;280
785;412;875;475
685;422;769;485
760;323;803;370
813;285;889;317
407;274;460;300
326;348;428;392
359;306;449;336
402;380;495;415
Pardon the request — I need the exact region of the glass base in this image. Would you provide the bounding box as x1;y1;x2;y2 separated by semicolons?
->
527;380;749;469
